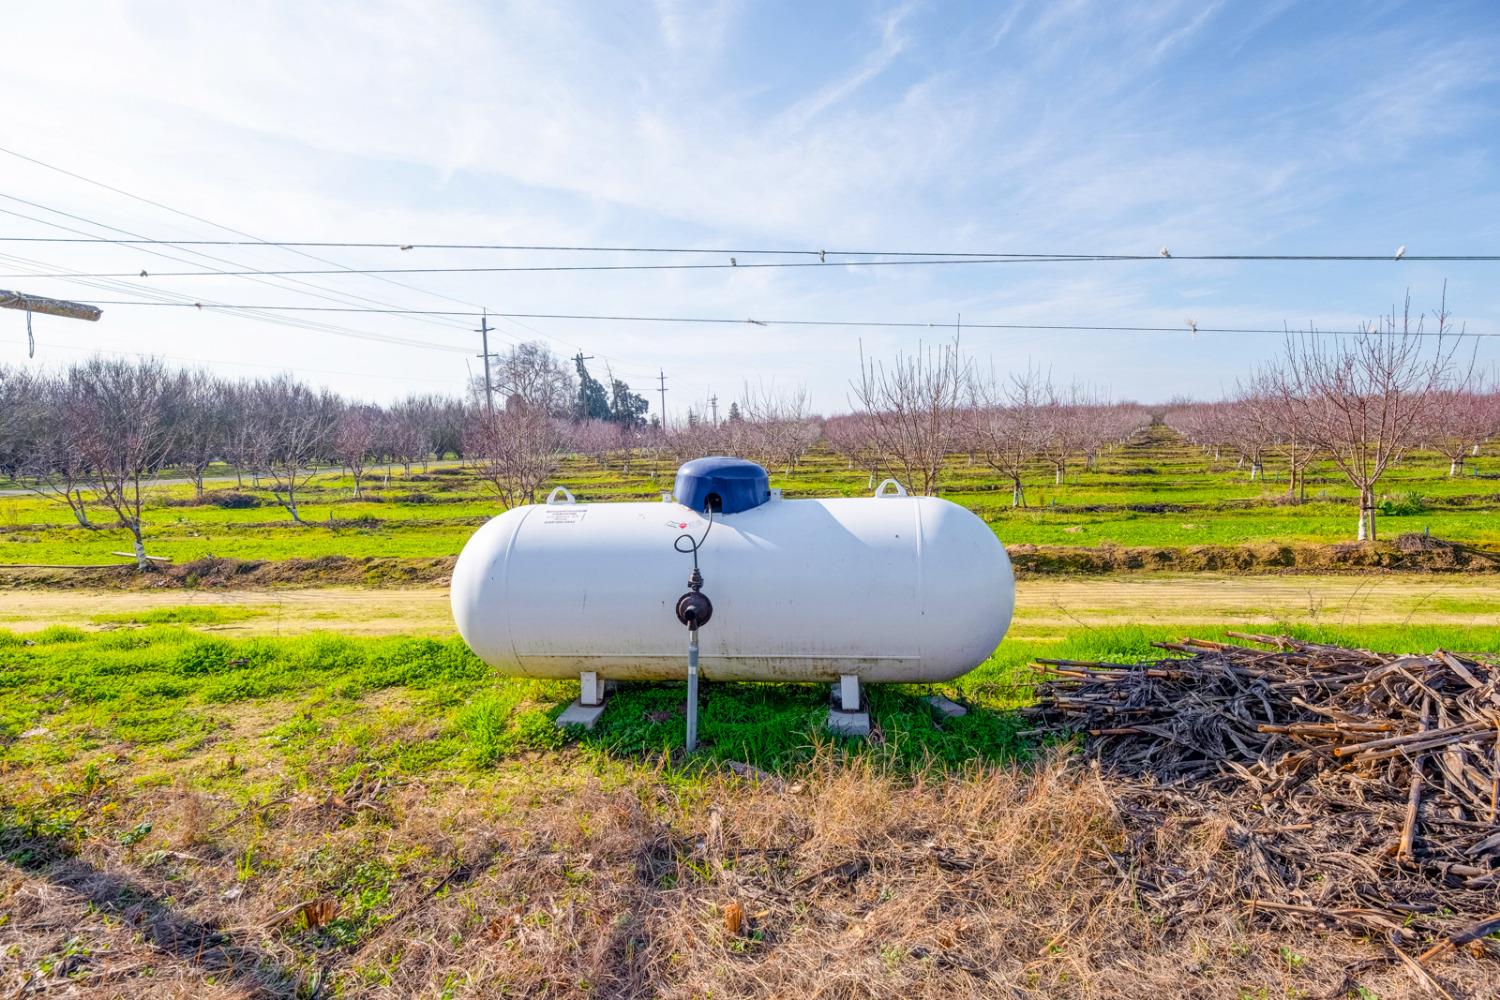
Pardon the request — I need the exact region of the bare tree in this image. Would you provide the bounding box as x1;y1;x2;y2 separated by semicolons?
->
1274;292;1471;540
1077;402;1150;469
1164;400;1231;463
69;358;182;569
384;397;432;474
1041;383;1109;485
1241;367;1316;501
220;383;261;488
1426;378;1495;477
0;365;23;481
666;417;728;466
466;400;568;508
851;338;970;496
333;404;380;497
1221;393;1274;481
734;382;822;473
968;364;1052;507
173;371;228;500
568;418;622;470
427;395;468;460
492;342;574;417
8;371;97;527
246;374;338;524
822;412;882;487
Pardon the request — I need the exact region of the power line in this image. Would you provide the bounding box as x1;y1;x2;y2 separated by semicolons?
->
60;301;1500;337
0;257;1084;278
0;146;498;335
11;253;1500;280
0;196;483;342
0;146;675;374
0;235;1494;262
0;204;482;354
0;249;474;354
0;184;685;384
0;336;465;384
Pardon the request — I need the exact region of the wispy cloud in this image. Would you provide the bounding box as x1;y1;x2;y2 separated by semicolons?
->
779;3;915;132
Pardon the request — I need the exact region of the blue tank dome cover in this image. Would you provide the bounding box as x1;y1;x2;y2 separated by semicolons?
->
674;456;771;514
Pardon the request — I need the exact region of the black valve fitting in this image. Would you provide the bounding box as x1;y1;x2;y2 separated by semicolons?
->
675;567;713;629
675;590;712;629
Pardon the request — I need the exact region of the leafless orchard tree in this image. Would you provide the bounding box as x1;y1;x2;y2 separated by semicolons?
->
1164;400;1230;463
667;417;729;466
246;374;339;524
1221;393;1274;481
568;418;622;470
1078;402;1151;469
425;395;469;460
734;382;822;474
615;419;647;475
69;358;182;569
1041;383;1109;485
382;397;434;475
967;363;1052;507
466;402;569;508
173;371;228;500
1273;292;1472;541
220;383;262;489
0;365;21;479
851;338;970;496
821;412;883;487
334;404;380;497
1241;367;1316;501
7;371;97;527
1425;378;1497;477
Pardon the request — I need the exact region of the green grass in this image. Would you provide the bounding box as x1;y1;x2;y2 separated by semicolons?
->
5;622;1497;781
88;605;264;626
1;428;1496;566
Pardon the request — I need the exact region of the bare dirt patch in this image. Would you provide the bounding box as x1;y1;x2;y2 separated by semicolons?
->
4;574;1497;637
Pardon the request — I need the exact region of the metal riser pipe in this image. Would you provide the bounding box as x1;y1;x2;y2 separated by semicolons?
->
686;629;700;752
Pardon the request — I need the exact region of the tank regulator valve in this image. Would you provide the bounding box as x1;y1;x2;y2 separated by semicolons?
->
675;567;713;630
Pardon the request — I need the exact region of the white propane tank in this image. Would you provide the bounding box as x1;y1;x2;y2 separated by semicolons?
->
450;457;1014;684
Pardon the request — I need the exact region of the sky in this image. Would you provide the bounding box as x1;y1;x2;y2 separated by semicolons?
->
1;0;1497;417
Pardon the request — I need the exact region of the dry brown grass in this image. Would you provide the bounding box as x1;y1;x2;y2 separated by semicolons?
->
5;747;1492;998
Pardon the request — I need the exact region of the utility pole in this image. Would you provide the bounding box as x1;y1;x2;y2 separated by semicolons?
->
709;393;719;426
657;368;669;431
476;311;495;419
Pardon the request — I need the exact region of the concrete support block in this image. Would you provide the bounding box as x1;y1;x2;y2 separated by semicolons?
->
560;671;615;729
927;694;968;718
826;708;871;738
828;674;869;737
557;699;608;730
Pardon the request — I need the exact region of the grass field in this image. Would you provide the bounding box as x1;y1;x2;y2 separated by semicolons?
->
4;621;1498;997
5;426;1499;997
1;425;1497;568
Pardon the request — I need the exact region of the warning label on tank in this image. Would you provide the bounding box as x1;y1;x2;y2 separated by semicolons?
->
543;510;588;524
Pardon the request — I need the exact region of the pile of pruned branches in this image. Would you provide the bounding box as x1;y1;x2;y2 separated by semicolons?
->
1027;634;1500;971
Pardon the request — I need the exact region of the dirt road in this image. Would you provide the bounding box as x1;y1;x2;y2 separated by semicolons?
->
2;573;1495;636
